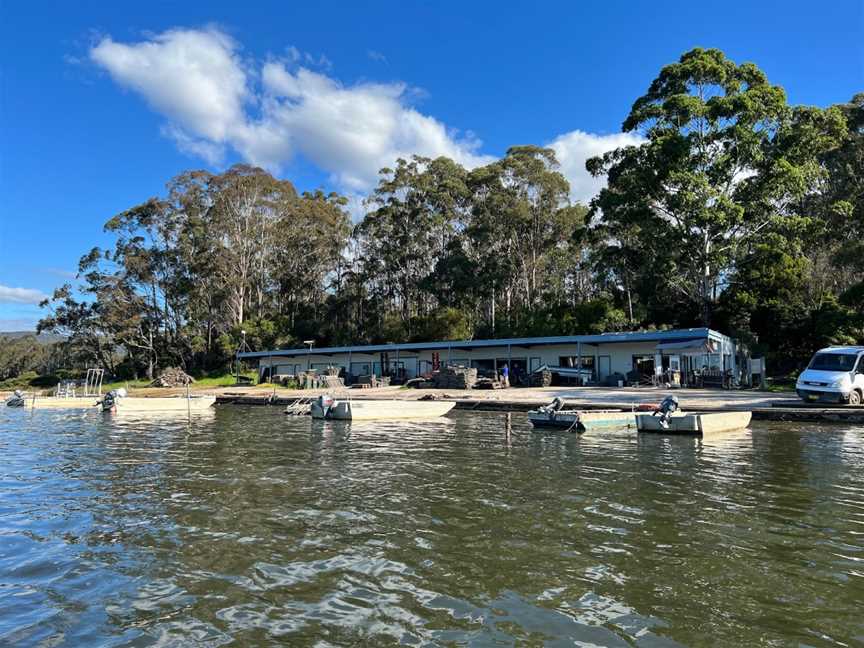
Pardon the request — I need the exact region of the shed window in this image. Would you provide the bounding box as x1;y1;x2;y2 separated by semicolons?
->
559;356;595;369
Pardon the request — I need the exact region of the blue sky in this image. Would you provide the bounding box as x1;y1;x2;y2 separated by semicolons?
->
1;1;862;331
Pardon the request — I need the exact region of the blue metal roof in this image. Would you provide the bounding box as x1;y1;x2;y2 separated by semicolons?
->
239;328;729;359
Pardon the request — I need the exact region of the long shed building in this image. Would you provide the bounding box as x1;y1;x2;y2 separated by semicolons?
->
239;328;746;387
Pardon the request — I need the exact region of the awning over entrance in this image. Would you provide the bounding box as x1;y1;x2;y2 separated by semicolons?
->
655;339;712;353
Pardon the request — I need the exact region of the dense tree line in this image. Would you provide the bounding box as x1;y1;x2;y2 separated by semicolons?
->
37;49;862;380
0;334;70;386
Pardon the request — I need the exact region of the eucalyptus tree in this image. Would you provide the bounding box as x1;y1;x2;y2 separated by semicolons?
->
358;156;470;337
271;189;351;328
38;164;347;378
467;146;581;330
587;47;845;325
103;196;194;373
822;94;864;313
38;282;119;375
165;170;226;358
0;335;57;381
209;164;297;326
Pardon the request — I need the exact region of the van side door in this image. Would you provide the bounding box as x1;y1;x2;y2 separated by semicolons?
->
856;354;864;389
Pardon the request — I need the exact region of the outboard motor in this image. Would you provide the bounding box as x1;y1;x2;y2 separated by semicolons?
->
6;390;26;407
652;395;679;429
100;388;127;412
315;394;335;419
537;397;566;421
539;397;565;413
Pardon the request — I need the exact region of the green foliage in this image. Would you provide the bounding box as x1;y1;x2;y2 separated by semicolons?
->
414;307;473;342
0;334;69;384
0;371;40;390
589;47;845;325
39;164;349;380
357;156;471;338
490;299;628;338
0;371;65;391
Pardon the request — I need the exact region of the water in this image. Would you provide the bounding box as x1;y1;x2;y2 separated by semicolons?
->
1;407;862;647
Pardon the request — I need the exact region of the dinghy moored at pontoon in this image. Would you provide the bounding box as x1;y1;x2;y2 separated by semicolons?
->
310;395;455;420
635;411;752;436
100;389;216;413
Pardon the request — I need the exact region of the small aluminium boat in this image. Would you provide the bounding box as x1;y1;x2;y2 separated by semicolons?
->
528;408;635;432
528;397;635;432
635;411;752;436
100;389;216;413
5;390;27;407
5;390;100;409
310;396;455;420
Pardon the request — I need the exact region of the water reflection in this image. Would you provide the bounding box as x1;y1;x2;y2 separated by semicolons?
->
0;408;862;646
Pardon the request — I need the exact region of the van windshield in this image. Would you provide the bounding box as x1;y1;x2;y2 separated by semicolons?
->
808;353;857;372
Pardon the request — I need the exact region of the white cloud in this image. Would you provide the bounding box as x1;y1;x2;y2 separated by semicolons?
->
0;285;48;305
160;124;226;165
91;28;249;146
259;63;493;189
89;27;493;192
340;192;369;222
548;130;645;205
88;28;642;204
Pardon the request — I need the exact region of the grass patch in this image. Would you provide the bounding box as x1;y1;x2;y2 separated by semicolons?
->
760;383;796;393
193;374;245;387
101;372;258;391
0;372;42;391
100;378;152;392
2;370;262;394
0;372;65;391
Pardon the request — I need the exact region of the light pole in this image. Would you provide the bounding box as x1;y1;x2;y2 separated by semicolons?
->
236;329;246;385
303;340;315;371
385;341;393;378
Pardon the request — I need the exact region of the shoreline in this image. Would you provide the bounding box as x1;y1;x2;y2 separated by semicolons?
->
209;385;864;424
4;384;863;423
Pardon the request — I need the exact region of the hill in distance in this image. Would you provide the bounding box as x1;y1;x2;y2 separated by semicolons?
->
0;331;66;344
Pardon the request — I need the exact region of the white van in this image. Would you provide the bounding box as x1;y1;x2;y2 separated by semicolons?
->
796;346;864;405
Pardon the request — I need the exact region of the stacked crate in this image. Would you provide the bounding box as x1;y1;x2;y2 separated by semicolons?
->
529;369;553;387
433;365;478;389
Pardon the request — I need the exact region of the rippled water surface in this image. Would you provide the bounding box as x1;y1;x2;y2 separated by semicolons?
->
1;407;863;647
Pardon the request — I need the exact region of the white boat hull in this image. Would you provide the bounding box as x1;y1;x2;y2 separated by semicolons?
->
311;399;455;420
636;411;752;435
108;396;216;413
13;397;100;410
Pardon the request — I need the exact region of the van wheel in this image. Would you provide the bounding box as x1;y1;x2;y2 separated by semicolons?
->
849;390;862;406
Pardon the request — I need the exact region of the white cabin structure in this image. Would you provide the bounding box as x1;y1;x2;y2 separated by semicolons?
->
240;328;747;387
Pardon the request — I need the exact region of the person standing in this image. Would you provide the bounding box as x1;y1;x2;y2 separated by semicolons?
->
501;364;510;388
